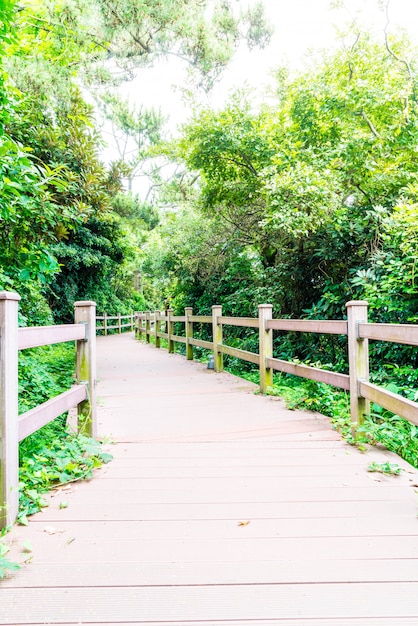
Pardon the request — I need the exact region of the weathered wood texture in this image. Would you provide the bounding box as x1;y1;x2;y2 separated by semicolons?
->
267;356;351;390
2;334;418;625
347;301;370;431
359;322;418;345
189;315;212;324
267;318;348;335
0;292;20;528
360;380;418;426
188;337;213;350
74;301;97;438
1;295;96;529
219;316;260;328
18;385;87;442
259;304;273;392
218;342;260;365
18;324;86;350
96;313;135;335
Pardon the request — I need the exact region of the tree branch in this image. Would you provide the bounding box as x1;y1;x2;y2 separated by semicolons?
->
384;0;413;81
223;155;258;176
355;111;381;138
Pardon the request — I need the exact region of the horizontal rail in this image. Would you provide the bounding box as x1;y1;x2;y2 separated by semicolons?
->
219;316;260;329
219;344;260;366
189;315;212;324
358;322;418;346
267;319;348;335
18;385;87;442
267;357;351;390
360;381;418;426
189;338;214;350
171;316;186;322
171;334;186;344
157;332;168;339
96;314;133;321
18;324;86;350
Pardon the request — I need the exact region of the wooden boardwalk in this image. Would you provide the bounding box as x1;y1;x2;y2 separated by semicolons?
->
2;332;418;624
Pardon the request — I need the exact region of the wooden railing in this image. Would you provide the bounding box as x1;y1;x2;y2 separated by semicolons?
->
0;292;97;529
135;301;418;435
96;312;135;335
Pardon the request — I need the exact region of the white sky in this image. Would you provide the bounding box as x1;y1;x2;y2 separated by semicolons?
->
101;0;418;186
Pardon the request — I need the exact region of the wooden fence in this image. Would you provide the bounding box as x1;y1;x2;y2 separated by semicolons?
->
0;292;96;529
135;301;418;435
96;312;135;335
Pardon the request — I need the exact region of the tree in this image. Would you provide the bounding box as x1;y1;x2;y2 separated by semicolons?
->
90;0;272;90
141;26;418;357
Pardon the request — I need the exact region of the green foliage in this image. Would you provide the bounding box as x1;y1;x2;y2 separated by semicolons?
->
47;214;139;321
18;432;113;524
0;542;20;579
16;341;112;526
357;409;418;468
18;343;74;413
91;0;272;90
144;31;418;395
367;462;403;475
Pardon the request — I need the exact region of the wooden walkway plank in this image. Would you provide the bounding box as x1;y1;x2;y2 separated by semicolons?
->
2;583;418;622
2;333;418;624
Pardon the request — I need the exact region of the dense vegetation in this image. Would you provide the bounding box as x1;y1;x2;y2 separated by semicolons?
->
144;31;418;364
139;26;418;467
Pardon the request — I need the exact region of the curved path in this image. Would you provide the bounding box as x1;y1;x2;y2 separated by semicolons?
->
1;333;418;624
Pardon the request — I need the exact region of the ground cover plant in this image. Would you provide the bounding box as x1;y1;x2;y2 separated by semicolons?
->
0;342;113;579
17;343;113;523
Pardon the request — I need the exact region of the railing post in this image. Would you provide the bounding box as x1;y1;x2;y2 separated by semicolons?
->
167;309;174;353
130;312;134;332
118;312;122;334
0;291;20;529
154;310;160;348
145;311;151;343
259;304;273;394
346;300;370;435
103;312;108;336
212;305;223;373
185;307;193;360
74;301;97;438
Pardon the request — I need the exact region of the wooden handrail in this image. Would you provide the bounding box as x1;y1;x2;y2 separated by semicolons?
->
96;312;135;335
358;322;418;346
0;293;97;528
18;385;87;441
18;324;86;350
135;301;418;438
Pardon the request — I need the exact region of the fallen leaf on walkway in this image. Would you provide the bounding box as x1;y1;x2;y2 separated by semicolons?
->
66;537;76;546
43;526;65;535
22;540;32;553
237;520;250;526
